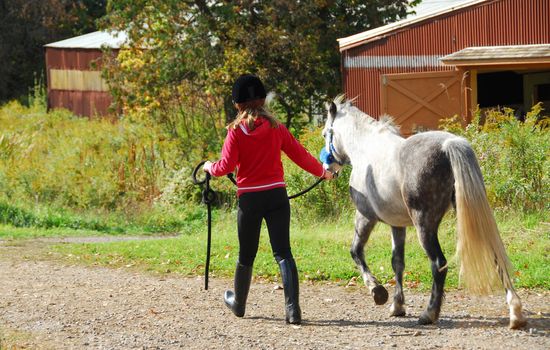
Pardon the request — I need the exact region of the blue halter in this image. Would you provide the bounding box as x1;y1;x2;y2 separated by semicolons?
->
319;127;344;168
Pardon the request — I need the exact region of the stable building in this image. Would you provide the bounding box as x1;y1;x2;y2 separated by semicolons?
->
338;0;550;135
44;31;126;117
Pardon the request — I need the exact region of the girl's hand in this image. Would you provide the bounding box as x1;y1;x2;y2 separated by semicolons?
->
203;161;213;174
322;169;335;180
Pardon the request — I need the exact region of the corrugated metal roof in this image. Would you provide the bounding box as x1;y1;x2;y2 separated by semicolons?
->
440;44;550;65
408;0;475;18
44;31;127;49
338;0;488;51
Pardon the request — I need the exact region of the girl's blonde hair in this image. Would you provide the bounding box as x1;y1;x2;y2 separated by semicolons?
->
228;98;279;130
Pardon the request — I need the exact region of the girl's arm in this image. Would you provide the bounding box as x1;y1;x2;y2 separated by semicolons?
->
280;125;325;178
206;129;239;176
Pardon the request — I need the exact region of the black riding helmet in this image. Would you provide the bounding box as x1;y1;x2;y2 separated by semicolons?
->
232;74;267;103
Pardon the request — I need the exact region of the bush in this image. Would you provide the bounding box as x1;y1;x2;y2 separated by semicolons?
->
0;201;118;233
283;125;353;222
0;101;180;210
1;100;547;234
440;104;549;212
0;101;224;233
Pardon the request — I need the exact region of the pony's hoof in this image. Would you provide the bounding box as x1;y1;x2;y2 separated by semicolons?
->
390;303;406;317
509;316;527;330
418;311;436;325
371;285;389;305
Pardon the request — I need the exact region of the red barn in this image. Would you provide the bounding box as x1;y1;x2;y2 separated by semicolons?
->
338;0;550;135
44;31;126;117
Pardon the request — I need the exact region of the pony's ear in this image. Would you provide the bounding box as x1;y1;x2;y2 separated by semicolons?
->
329;101;337;118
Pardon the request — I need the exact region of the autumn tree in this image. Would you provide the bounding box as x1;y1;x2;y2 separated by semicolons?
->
101;1;418;159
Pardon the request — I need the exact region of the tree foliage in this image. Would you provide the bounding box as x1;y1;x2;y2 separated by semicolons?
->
0;0;106;103
102;0;415;133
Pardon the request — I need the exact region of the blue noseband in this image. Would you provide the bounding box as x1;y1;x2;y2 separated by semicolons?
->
319;147;336;168
319;128;344;168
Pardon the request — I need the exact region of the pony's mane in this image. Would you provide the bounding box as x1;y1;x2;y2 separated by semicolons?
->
333;96;400;135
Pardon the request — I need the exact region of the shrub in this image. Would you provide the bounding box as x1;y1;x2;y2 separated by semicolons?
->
0;201;117;232
283;126;353;221
1;100;547;234
440;104;549;212
0;101;181;210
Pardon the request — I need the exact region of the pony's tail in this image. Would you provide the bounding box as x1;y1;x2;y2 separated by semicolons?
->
443;137;514;294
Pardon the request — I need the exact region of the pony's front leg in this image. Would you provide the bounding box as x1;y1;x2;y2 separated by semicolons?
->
350;211;388;305
390;226;407;316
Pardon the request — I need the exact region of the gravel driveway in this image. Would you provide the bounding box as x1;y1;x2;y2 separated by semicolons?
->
0;239;548;349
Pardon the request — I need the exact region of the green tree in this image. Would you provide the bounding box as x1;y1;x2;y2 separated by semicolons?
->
103;0;416;132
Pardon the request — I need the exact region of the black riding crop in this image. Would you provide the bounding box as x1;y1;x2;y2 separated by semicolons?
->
192;161;217;290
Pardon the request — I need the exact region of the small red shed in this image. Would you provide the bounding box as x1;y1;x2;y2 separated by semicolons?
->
338;0;550;135
44;31;126;117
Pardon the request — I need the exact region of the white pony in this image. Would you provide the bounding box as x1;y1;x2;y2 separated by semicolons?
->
322;97;526;329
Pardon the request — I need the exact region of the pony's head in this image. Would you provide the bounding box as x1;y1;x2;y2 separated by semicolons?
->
320;95;349;173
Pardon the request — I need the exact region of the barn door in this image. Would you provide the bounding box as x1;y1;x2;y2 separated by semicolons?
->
380;70;465;135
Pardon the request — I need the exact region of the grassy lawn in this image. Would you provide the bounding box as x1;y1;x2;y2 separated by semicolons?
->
0;224;114;240
47;210;549;291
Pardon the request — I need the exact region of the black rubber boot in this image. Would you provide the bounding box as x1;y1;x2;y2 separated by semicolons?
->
278;258;301;324
224;262;253;317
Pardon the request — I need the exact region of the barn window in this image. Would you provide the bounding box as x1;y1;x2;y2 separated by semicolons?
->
535;83;550;106
477;71;523;109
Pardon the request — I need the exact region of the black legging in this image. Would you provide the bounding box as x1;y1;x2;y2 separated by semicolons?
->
237;187;292;266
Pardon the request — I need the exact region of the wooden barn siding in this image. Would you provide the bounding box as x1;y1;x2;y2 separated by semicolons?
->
343;0;550;117
45;47;114;117
45;48;107;70
48;90;113;118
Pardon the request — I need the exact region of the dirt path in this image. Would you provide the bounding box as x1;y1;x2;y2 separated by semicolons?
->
0;239;548;350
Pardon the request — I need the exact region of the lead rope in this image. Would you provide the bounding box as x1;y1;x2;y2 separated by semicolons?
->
225;169;327;199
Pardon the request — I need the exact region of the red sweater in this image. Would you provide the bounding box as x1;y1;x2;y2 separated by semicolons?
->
210;117;324;196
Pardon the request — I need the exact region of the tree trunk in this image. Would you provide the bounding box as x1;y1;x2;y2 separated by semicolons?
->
278;96;293;129
224;95;236;125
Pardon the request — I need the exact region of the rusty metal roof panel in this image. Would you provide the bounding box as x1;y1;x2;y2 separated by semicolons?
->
45;31;127;49
341;0;550;69
45;48;107;70
338;0;487;51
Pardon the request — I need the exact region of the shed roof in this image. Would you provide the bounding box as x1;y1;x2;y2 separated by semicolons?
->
440;44;550;66
338;0;487;51
45;31;128;49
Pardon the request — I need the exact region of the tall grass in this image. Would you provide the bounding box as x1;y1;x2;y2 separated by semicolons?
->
0;101;350;231
1;101;547;234
0;101;183;210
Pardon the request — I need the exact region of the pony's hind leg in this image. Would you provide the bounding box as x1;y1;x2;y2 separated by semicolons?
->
494;252;527;329
351;211;388;305
506;288;527;329
415;223;448;325
390;226;407;316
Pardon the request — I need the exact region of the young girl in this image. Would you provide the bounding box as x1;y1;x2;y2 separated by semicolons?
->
203;74;333;325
